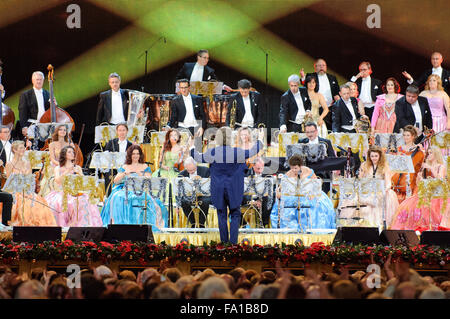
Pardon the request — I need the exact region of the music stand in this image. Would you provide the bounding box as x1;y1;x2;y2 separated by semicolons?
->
124;176;167;225
2;174;36;226
89;151;126;193
94;125;146;145
27;122;73;142
386;154;415;197
242;176;274;228
174;177;210;229
336;177;386;229
276;176;322;233
417;178;447;230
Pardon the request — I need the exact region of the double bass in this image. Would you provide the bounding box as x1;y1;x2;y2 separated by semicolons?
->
39;64;84;166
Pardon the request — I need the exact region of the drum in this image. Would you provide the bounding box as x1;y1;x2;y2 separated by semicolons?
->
204;94;231;127
148;94;177;131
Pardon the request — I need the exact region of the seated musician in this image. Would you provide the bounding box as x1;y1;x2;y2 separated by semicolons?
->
391;146;449;230
270;155;336;230
0;126;16;225
298;121;336;194
226;79;263;129
44;145;103;227
49;124;75;167
175;49;232;92
104;123;132;153
4;141;56;226
391;125;425;203
332;84;367;133
178;156;211;228
103;123;132;195
242;157;273;228
165;79;206;137
101;145;168;230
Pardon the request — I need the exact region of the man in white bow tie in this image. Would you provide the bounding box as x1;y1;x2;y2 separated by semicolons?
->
166;79;206;137
402;52;450;95
350;61;382;121
0;125;12;167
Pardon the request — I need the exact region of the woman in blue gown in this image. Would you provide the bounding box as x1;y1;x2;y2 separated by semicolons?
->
270;155;336;231
101;145;168;231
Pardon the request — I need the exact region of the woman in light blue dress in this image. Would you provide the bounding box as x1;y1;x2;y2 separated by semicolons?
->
270;155;336;231
101;145;168;231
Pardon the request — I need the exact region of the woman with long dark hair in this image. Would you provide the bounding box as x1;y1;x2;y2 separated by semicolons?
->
305;75;329;138
101;144;167;230
44;145;102;226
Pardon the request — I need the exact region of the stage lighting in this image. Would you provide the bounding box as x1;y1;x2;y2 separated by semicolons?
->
241;238;250;246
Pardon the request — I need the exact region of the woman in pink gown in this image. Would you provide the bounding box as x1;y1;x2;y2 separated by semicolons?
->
45;146;103;227
371;77;403;133
390;146;449;231
419;74;450;133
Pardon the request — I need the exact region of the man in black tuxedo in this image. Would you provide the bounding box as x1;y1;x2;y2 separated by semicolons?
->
104;123;132;153
0;125;13;226
166;79;206;137
332;84;365;133
300;59;340;127
178;156;211;228
350;61;382;120
96;73;129;125
402;52;450;94
242;157;273;228
18;71;51;139
279;74;312;133
298;122;336;194
393;85;433;140
103;123;132;195
226;79;263;128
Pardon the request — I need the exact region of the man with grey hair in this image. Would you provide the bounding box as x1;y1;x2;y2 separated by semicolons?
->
96;72;129;125
178;156;210;228
332;84;364;133
18;71;52;139
279;74;312;133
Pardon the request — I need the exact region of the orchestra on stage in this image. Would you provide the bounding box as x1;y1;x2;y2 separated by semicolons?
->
0;50;449;244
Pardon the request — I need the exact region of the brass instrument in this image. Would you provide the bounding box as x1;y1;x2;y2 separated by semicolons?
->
354;116;371;134
159;99;170;131
127;90;150;126
230;99;237;130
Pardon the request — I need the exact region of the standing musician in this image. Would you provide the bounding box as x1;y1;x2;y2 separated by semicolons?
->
96;73;129;125
279;74;312;133
175;49;232;92
18;71;53;140
226;79;264;129
165;79;206;137
189;126;264;244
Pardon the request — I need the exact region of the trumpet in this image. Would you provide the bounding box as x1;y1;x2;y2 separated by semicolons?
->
230;99;237;130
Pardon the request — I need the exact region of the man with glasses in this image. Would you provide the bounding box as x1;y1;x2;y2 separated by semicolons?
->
350;62;382;120
299;122;336;194
166;79;206;137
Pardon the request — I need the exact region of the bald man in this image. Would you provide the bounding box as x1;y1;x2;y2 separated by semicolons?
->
402;52;450;94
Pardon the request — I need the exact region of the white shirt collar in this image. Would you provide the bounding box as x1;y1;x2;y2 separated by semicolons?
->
182;93;191;99
33;87;43;93
309;137;319;144
432;66;442;72
112;89;121;95
362;75;371;81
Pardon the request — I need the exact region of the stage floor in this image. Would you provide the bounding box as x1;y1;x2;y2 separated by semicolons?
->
0;227;336;246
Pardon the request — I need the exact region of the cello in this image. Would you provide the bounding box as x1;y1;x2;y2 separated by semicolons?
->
39;64;84;166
